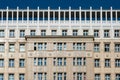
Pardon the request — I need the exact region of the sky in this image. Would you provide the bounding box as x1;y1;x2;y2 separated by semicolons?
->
0;0;120;9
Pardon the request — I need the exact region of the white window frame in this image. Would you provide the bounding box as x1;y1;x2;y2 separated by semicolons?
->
19;59;25;67
9;30;15;37
9;44;15;52
0;30;5;37
19;44;25;52
20;30;25;37
9;59;14;67
0;44;4;52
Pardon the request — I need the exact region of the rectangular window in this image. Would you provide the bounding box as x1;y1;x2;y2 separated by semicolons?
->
19;44;25;52
0;59;4;67
20;30;25;37
41;30;46;36
9;59;14;67
52;30;57;35
94;30;99;37
0;30;5;37
19;59;25;67
0;74;4;80
115;44;120;52
57;58;62;66
116;74;120;80
83;30;88;36
77;58;82;66
38;73;47;80
54;58;66;66
30;30;36;36
105;59;110;67
104;30;110;38
9;30;15;37
105;74;111;80
95;74;100;80
19;74;25;80
38;43;47;50
57;43;62;51
38;58;43;66
8;74;14;80
115;59;120;67
114;30;120;37
9;44;15;52
62;30;67;36
94;44;100;52
94;59;100;67
104;44;110;52
73;43;86;50
73;30;78;36
0;44;4;52
54;73;66;80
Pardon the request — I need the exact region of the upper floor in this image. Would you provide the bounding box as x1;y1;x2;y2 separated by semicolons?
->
0;7;120;21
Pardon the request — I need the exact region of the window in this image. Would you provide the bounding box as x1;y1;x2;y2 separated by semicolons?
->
9;59;14;67
19;59;25;67
114;30;120;37
9;30;15;37
54;58;66;66
54;73;66;80
38;73;47;80
83;30;88;36
56;43;63;51
73;57;86;66
77;58;82;66
105;74;111;80
104;44;110;52
19;74;25;80
9;44;15;52
19;44;25;52
8;74;14;80
62;30;67;36
38;43;47;50
73;43;86;50
57;58;62;66
95;74;100;80
94;59;100;67
37;58;47;66
115;44;120;52
94;44;100;52
94;30;99;37
30;30;35;36
73;30;78;36
0;59;4;67
105;59;110;67
0;74;4;80
116;74;120;80
0;30;5;37
41;30;46;36
104;30;110;38
0;44;4;52
52;30;57;35
20;30;25;37
115;59;120;67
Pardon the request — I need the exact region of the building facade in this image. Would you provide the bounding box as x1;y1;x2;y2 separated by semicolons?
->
0;7;120;80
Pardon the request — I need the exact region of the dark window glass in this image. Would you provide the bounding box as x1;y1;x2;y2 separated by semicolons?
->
92;12;95;20
39;12;43;20
86;12;90;20
81;12;85;20
8;12;12;20
97;12;100;20
19;12;22;20
60;12;64;20
44;12;48;20
71;12;74;20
